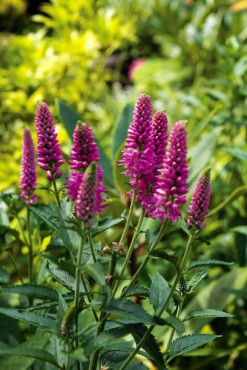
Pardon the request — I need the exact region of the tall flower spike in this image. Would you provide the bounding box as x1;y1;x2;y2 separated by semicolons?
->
151;121;189;223
152;110;168;169
76;163;106;225
35;102;65;180
69;122;100;171
20;129;37;205
66;122;101;201
188;168;211;229
139;110;169;213
120;94;155;185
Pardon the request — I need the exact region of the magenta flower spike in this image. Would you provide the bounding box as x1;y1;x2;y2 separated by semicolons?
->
69;122;100;171
151;121;189;223
140;110;169;213
152;110;168;169
121;94;155;185
76;163;107;225
66;122;101;201
20;129;37;205
188;168;211;229
35;102;65;180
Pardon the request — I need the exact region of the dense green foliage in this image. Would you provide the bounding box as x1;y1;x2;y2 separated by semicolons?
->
0;0;247;369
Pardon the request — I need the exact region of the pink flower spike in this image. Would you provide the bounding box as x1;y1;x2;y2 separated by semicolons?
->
152;110;168;169
151;121;189;223
35;102;65;180
188;168;211;229
69;122;100;171
20;129;37;205
76;163;107;225
120;94;155;182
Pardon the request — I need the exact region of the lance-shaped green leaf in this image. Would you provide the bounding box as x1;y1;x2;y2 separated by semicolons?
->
184;309;234;321
187;269;208;293
150;250;178;269
0;348;61;368
131;325;166;368
154;316;185;335
0;330;51;370
168;334;221;359
150;272;170;312
29;206;59;232
121;284;149;299
0;284;58;301
105;299;153;324
46;262;86;292
92;216;124;237
188;260;234;270
0;307;55;330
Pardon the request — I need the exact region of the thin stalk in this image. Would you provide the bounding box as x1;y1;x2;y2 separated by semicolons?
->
7;250;24;284
52;179;61;209
87;193;138;370
119;190;137;245
27;207;33;284
88;348;100;370
74;228;86;370
88;230;97;263
65;338;71;370
112;208;145;297
164;296;185;358
121;218;169;298
80;272;99;322
119;233;195;370
109;191;137;288
16;213;29;247
88;312;107;370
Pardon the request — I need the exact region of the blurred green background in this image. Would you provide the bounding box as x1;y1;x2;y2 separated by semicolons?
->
0;0;247;369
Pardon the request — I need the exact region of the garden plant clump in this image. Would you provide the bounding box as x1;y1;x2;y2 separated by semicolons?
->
0;94;236;370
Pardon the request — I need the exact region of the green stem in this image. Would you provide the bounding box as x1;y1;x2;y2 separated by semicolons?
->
7;251;24;284
65;338;70;370
119;233;195;370
74;228;86;370
52;179;61;209
88;230;97;263
88;349;100;370
109;191;137;289
88;312;107;370
87;195;138;370
164;296;185;358
16;213;29;247
80;273;99;322
119;190;137;245
121;218;169;298
27;207;33;285
112;208;145;297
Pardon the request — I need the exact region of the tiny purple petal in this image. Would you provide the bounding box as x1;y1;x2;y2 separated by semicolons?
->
35;102;65;180
20;129;37;205
150;121;189;222
187;168;211;229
